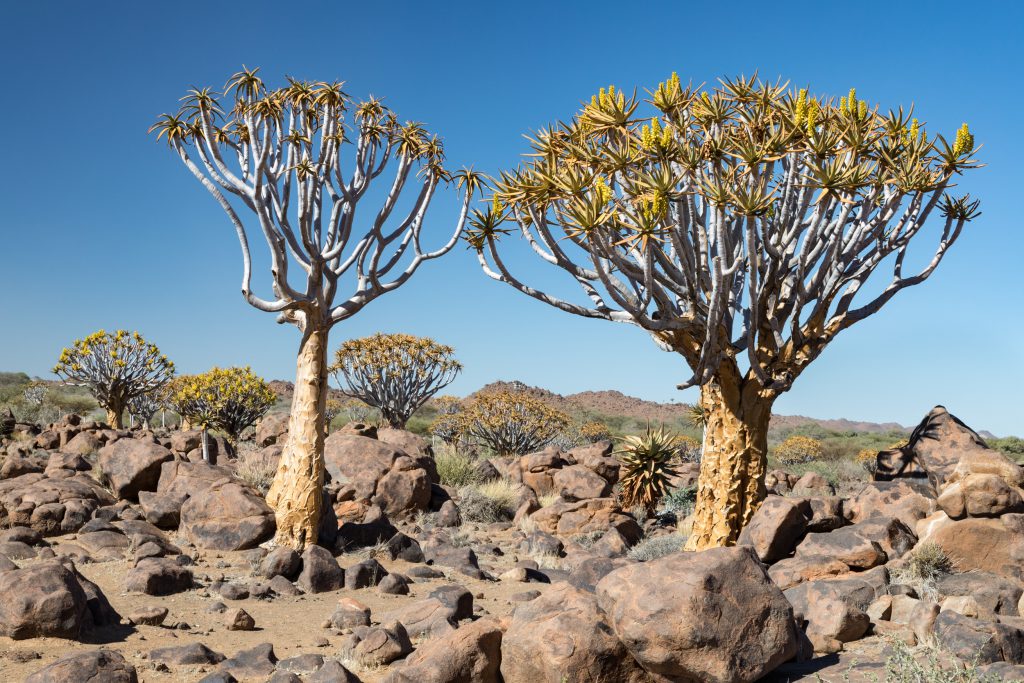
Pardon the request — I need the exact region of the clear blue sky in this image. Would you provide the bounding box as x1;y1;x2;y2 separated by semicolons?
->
1;1;1021;436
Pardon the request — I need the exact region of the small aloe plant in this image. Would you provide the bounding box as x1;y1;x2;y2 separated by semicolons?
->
615;424;683;517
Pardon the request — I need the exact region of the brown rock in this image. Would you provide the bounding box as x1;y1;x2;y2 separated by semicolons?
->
225;607;256;631
324;434;431;518
255;412;290;447
0;561;88;639
737;496;810;563
553;465;612;502
383;617;503;683
97;439;173;501
501;582;646;683
25;649;137;683
846;481;936;530
597;546;799;683
180;479;275;551
920;515;1024;580
937;473;1024;519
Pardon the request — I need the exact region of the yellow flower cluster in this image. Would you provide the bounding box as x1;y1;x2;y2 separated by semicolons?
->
952;123;974;157
640;117;672;151
332;333;461;428
169;366;276;440
774;435;825;465
458;389;570;456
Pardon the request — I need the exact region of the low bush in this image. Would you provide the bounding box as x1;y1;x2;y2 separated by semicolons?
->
435;446;480;488
627;534;683;562
234;448;278;495
878;637;1002;683
774;435;825;465
660;486;697;517
457;478;521;523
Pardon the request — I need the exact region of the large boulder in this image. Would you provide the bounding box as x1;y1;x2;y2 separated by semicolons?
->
124;557;193;595
324;434;431;518
737;496;811;563
553;465;612;501
97;439;174;501
256;412;290;447
384;617;503;683
937;473;1024;519
180;479;275;551
918;513;1024;580
0;473;114;535
25;649;138;683
157;459;235;498
0;561;89;640
529;497;643;544
596;546;799;683
876;406;1011;491
501;582;647;683
785;573;888;649
846;481;937;530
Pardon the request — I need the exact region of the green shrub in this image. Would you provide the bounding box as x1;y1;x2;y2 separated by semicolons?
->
878;637;1002;683
627;534;683;562
457;478;521;522
435;446;480;488
660;486;697;517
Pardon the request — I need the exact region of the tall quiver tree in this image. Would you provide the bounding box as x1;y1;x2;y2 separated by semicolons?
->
53;330;175;428
152;68;478;549
469;74;982;550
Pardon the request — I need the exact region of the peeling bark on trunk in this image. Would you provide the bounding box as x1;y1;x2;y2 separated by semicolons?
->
106;404;124;429
266;326;328;550
684;368;774;551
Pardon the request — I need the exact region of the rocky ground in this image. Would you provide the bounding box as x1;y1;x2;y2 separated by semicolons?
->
0;406;1022;682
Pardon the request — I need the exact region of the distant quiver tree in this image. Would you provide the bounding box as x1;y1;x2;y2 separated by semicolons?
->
468;74;982;549
53;330;175;429
152;68;478;549
331;333;461;429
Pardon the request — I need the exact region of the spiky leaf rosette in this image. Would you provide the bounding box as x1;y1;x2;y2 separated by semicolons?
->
170;366;276;442
460;389;570;456
471;73;983;393
615;424;684;515
331;333;462;429
53;330;175;421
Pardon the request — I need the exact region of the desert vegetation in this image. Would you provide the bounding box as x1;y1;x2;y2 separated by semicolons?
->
469;74;981;550
152;67;480;549
52;330;175;429
2;52;1021;683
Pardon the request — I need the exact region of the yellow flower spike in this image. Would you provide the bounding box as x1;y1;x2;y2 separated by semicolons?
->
617;92;625;109
670;72;680;93
591;94;598;107
909;118;920;141
952;122;974;157
660;125;672;148
806;99;818;135
795;89;808;125
839;96;847;116
491;195;501;214
858;100;867;121
848;88;856;113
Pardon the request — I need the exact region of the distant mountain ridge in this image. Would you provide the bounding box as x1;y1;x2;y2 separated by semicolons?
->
471;380;910;435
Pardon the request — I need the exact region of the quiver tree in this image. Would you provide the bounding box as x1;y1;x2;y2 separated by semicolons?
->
469;74;982;549
127;392;161;429
153;68;476;548
169;367;276;461
53;330;175;429
460;389;569;456
331;333;461;429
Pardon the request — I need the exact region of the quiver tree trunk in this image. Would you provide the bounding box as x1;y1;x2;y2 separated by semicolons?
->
105;401;125;429
267;326;328;550
684;368;774;551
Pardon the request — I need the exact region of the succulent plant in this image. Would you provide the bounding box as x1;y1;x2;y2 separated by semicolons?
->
615;424;683;516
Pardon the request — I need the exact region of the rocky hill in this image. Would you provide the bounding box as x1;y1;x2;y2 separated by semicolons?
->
471;380;910;435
